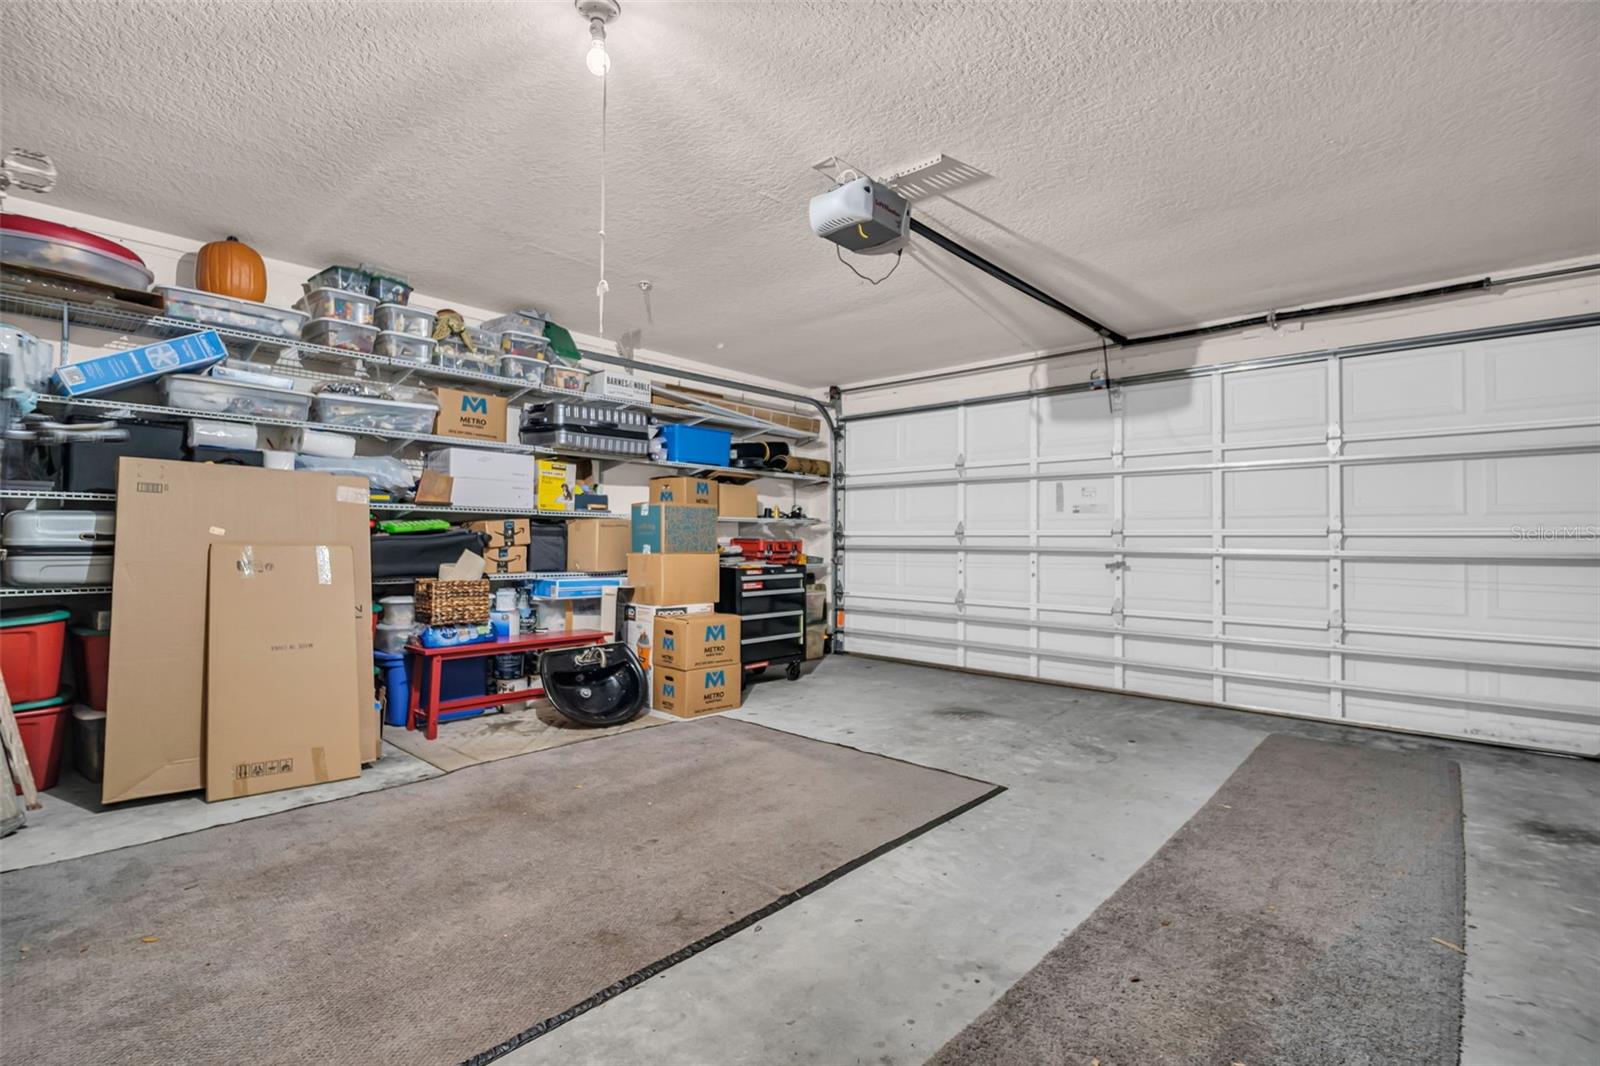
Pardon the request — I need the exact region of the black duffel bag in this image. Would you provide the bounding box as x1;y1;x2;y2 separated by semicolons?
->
370;529;491;579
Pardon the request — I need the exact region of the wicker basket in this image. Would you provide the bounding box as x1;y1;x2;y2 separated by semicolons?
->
414;579;491;625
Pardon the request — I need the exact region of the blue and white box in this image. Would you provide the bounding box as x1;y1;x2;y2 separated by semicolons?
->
51;330;228;397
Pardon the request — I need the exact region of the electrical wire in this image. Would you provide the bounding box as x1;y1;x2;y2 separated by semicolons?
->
1100;334;1112;414
836;246;903;286
596;61;609;334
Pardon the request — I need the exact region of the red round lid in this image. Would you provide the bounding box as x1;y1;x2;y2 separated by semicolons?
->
0;212;149;268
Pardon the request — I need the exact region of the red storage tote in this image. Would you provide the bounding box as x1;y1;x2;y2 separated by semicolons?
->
13;694;68;793
72;626;110;711
0;609;69;703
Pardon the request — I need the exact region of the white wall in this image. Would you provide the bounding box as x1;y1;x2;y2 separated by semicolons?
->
841;262;1600;418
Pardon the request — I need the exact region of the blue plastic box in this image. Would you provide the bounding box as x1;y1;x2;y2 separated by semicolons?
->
51;330;228;397
531;575;623;600
375;650;490;727
658;424;732;466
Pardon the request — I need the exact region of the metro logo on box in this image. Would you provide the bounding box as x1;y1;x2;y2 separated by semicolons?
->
704;669;726;687
649;477;719;509
662;676;676;698
652;612;739;670
652;663;740;718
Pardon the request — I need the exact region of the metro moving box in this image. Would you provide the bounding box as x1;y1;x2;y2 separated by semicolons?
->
103;460;377;804
626;552;719;605
631;502;717;553
653;664;741;717
567;518;629;572
623;600;713;696
433;386;509;442
649;476;718;508
653;612;740;670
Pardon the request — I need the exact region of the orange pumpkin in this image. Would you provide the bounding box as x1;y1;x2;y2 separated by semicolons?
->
195;236;267;302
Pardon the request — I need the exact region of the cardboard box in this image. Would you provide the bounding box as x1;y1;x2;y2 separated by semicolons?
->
52;330;227;396
626;552;719;605
631;502;718;553
467;518;531;547
104;461;378;804
717;482;758;518
484;544;529;574
433;386;508;442
653;612;740;670
621;600;712;687
567;518;630;572
588;368;653;404
649;476;719;508
205;543;361;801
653;664;742;717
426;448;534;482
537;459;577;511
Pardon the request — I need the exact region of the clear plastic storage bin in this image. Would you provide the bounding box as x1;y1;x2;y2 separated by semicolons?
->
367;272;412;305
545;365;588;393
435;347;497;375
296;287;376;325
303;318;379;354
374;303;435;337
375;331;435;363
156;285;307;339
499;354;547;382
304;265;371;295
159;375;312;421
498;331;551;360
311;393;437;434
480;311;547;336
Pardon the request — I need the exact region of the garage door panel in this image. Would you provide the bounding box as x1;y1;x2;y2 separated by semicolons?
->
1225;467;1328;528
1123;378;1213;453
1224;363;1327;443
842;325;1598;753
1038;392;1113;458
966;481;1031;533
1125;556;1211;615
1224;559;1327;620
965;399;1031;465
1125;472;1211;529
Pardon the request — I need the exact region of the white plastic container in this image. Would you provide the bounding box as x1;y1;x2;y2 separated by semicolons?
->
155;284;307;338
159;375;313;421
260;449;297;470
264;426;357;458
379;595;415;627
302;317;378;354
209;362;296;390
311;393;437;434
374;331;435;363
375;622;414;653
186;418;258;449
374;303;435;337
294;287;377;325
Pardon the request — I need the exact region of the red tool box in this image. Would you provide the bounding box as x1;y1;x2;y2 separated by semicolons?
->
730;538;803;564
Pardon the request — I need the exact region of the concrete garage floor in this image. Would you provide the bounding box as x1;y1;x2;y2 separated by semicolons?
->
3;656;1594;1064
508;655;1599;1066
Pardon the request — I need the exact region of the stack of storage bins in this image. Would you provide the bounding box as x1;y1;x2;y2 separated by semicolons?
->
0;608;73;792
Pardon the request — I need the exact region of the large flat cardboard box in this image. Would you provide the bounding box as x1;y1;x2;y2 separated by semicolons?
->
103;461;378;804
653;664;742;717
626;552;719;605
567;519;630;572
630;502;717;553
649;476;719;508
716;481;758;518
466;518;531;547
433;386;508;442
205;544;361;801
653;612;740;670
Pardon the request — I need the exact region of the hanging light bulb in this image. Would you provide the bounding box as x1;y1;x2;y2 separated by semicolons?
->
576;1;620;76
585;25;610;76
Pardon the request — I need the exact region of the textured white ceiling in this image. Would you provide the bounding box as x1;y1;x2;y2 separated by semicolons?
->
3;1;1596;387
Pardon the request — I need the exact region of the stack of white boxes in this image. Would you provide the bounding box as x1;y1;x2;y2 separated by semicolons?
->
425;448;535;509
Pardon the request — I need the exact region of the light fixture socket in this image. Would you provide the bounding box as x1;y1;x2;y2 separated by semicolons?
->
575;0;621;26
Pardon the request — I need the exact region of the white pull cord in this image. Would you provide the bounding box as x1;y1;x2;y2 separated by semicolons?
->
596;66;609;335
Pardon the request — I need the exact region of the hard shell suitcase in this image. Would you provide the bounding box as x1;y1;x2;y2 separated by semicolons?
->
1;509;115;587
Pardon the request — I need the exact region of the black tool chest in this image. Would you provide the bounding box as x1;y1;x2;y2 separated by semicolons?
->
717;563;806;680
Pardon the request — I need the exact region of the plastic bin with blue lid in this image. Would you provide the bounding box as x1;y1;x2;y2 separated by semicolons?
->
374;650;492;727
658;423;733;466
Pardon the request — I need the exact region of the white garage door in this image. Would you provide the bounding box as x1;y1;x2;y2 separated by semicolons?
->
839;323;1600;754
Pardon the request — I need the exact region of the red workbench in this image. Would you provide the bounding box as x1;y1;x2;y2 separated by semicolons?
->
404;630;610;739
